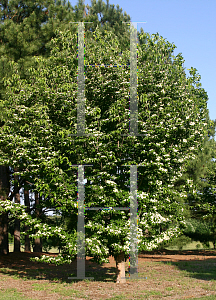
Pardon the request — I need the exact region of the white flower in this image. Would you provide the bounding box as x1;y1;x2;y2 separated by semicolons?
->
106;180;116;186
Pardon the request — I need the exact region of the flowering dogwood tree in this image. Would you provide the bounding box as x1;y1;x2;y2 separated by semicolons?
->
0;25;211;283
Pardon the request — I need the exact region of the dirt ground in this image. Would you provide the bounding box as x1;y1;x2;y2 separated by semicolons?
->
0;249;216;299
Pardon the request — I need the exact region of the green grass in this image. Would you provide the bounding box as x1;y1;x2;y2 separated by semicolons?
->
9;243;60;253
1;246;216;300
31;282;86;298
166;240;215;251
108;295;127;300
0;288;33;300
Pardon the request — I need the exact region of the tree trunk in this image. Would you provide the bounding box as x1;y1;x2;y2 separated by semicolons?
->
0;212;9;255
33;191;42;252
0;165;10;255
14;168;20;252
24;186;31;252
115;251;126;283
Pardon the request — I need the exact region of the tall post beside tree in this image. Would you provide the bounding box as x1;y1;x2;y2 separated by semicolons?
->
13;168;20;253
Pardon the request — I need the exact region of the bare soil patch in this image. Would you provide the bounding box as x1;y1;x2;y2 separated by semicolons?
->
0;249;216;299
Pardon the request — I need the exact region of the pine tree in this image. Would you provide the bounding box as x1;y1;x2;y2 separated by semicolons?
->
173;116;216;216
173;107;216;247
83;0;131;48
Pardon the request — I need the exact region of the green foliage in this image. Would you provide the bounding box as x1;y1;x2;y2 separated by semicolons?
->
175;117;216;219
8;232;13;243
163;234;192;250
42;235;60;252
184;218;216;247
83;0;131;50
0;23;211;264
42;215;69;252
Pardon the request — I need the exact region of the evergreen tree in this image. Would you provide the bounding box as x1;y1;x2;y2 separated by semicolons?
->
83;0;131;46
0;0;132;100
174;111;216;247
172;118;216;213
0;0;75;100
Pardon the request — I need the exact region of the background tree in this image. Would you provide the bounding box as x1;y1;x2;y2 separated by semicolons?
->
0;0;131;100
182;120;216;248
160;128;216;250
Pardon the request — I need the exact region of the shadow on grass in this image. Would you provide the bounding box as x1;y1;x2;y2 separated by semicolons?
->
141;249;216;282
0;252;123;284
1;249;216;284
168;258;216;281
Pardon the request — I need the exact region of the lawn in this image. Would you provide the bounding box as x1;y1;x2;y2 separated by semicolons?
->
0;249;216;299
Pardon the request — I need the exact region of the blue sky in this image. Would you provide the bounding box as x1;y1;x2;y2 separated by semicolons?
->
71;0;216;124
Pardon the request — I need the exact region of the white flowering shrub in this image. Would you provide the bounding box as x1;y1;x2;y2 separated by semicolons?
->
0;26;211;265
